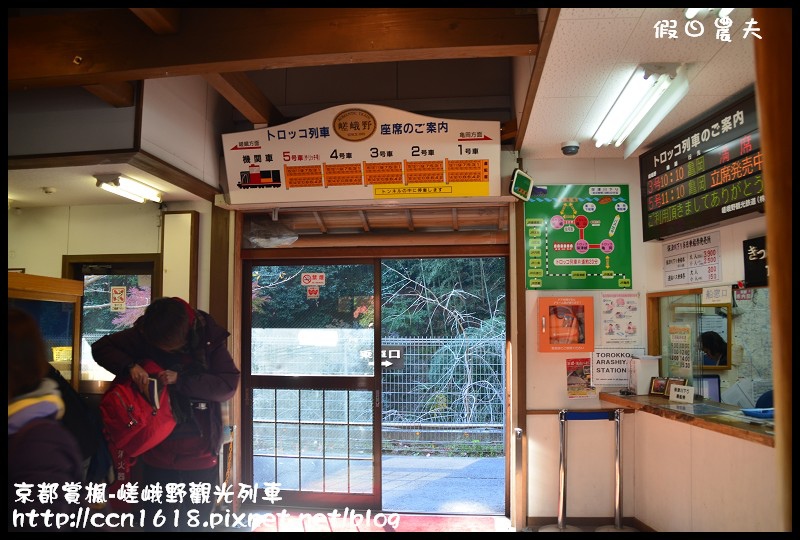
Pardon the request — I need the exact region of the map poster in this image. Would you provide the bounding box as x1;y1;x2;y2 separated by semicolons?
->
523;185;633;290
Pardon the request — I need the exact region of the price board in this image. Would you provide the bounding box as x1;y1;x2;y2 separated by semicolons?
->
662;231;722;287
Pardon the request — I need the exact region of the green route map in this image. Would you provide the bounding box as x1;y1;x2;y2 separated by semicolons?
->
523;185;633;290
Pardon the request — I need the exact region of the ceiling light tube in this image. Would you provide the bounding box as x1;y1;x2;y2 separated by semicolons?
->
623;66;689;159
684;8;703;19
718;8;734;18
98;181;146;203
614;73;672;147
593;67;654;148
116;176;162;203
94;174;162;204
593;63;686;157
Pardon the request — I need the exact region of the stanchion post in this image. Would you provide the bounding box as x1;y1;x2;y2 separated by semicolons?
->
539;409;581;532
596;408;638;532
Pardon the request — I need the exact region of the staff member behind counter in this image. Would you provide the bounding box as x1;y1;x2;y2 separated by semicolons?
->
699;331;728;367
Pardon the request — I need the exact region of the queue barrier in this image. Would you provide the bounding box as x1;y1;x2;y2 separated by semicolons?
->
538;409;637;532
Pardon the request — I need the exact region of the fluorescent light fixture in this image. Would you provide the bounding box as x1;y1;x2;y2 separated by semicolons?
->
684;8;703;19
94;174;162;203
684;8;735;19
592;63;688;159
623;66;689;158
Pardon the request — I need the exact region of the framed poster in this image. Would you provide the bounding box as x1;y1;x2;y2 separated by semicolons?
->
523;185;632;290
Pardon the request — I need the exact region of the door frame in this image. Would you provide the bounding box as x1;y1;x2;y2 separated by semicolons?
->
62;253;162;395
240;259;383;510
238;250;510;514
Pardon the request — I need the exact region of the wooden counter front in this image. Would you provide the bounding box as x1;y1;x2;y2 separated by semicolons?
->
599;392;774;447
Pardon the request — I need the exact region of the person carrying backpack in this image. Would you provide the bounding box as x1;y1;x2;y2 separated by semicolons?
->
91;297;240;532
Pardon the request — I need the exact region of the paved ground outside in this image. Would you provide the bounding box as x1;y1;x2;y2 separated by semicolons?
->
381;455;505;515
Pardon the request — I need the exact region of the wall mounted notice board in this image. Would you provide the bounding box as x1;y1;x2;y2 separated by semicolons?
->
639;92;763;242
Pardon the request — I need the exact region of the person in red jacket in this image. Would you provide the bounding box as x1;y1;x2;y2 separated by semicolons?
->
91;297;240;531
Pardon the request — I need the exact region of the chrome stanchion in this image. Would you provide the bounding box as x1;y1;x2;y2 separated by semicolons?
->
539;409;596;532
596;409;637;532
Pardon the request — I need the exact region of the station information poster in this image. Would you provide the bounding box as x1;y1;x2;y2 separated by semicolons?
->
221;103;501;206
566;357;595;400
523;185;633;290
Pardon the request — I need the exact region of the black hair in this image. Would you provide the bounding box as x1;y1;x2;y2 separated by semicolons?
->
8;307;50;398
135;297;207;369
135;297;192;351
700;331;727;356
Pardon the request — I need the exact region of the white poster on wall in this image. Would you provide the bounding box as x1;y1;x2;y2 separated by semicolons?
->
592;348;644;387
662;231;722;287
599;291;642;346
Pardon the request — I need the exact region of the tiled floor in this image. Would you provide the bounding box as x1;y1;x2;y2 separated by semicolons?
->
65;455;510;532
382;455;505;515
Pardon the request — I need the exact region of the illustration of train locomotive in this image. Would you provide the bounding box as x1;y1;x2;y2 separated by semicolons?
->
237;165;282;189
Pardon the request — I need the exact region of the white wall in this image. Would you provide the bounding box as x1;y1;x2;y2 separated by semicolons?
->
632;411;778;532
141;77;230;189
8;204;161;276
523;158;641;521
7;200;216;311
522;156;773;530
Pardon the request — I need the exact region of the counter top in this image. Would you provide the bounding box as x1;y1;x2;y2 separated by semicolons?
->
599;392;775;447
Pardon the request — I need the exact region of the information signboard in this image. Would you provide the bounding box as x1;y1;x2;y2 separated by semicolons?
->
639;93;763;241
221;104;500;205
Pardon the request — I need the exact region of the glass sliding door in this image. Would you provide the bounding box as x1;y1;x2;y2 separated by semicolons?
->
243;260;381;509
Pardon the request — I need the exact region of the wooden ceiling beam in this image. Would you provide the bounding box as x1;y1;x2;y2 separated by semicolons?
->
81;81;136;108
129;8;181;35
515;7;559;152
312;211;328;234
9;8;538;90
358;210;371;232
203;72;284;125
405;210;415;232
77;9;181;109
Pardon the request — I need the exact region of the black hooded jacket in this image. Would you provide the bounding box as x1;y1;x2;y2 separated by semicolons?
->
91;310;240;456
